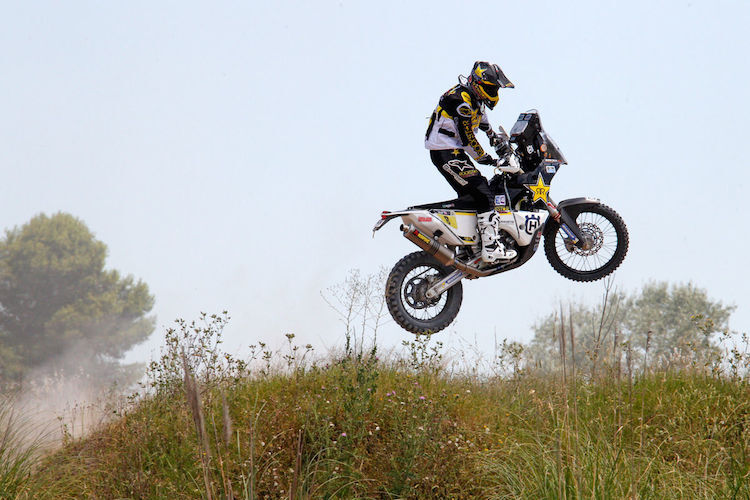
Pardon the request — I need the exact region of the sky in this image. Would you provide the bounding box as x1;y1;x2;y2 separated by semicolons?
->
1;0;748;363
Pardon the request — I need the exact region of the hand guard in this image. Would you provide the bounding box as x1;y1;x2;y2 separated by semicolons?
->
488;126;511;156
475;153;496;165
495;153;522;174
493;140;511;157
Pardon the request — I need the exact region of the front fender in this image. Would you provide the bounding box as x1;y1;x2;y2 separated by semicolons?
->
557;197;602;214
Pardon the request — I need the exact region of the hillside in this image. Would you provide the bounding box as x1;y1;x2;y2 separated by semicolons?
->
9;336;750;500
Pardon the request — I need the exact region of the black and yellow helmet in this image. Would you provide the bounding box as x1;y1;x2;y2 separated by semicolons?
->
467;61;514;110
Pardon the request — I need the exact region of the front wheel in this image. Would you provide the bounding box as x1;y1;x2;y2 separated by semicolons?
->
544;204;629;282
385;251;462;334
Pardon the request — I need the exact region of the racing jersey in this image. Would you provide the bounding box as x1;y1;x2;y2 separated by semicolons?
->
425;84;492;159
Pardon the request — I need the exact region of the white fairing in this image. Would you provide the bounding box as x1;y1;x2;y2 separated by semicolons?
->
401;208;549;248
511;210;549;246
401;210;479;246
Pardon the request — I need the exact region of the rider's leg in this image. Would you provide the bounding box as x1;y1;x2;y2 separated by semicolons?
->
429;150;516;263
476;210;517;263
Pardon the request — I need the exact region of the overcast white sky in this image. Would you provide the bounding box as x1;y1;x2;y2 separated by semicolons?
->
2;0;748;362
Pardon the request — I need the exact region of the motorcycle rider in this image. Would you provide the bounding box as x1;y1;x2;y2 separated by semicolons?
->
425;61;522;263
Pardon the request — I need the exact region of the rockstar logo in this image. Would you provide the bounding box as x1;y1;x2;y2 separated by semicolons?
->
525;175;550;203
452;149;461;156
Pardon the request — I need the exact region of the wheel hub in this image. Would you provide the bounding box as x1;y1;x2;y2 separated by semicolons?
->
568;222;603;256
403;275;440;309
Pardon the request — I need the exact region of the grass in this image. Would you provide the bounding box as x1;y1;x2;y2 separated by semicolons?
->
0;395;47;499
4;313;750;499
13;354;750;499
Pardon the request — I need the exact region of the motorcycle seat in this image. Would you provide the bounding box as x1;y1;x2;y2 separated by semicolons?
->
408;195;478;211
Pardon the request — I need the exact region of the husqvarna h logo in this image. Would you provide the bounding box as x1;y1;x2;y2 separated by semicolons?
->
524;214;541;235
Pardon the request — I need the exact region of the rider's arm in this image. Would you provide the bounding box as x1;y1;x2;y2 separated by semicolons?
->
454;101;488;161
481;118;511;155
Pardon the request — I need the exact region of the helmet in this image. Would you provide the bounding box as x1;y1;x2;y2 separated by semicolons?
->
466;61;514;110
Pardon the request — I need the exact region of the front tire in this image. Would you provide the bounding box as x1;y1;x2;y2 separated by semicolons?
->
385;251;462;334
544;204;628;282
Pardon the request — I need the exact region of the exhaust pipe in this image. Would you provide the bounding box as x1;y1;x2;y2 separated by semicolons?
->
401;224;492;278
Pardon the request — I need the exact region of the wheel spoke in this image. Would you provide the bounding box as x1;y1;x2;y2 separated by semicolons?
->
400;265;448;321
553;209;620;274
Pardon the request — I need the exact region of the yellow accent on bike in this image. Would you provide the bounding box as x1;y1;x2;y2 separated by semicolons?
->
437;214;457;228
416;232;432;244
526;175;550;203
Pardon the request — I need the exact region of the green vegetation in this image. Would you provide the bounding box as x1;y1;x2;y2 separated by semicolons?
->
527;279;735;375
6;311;748;499
0;268;745;498
0;212;154;385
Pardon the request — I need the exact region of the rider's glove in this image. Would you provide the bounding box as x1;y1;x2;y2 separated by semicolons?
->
495;153;522;174
493;140;511;157
475;153;496;165
488;126;511;156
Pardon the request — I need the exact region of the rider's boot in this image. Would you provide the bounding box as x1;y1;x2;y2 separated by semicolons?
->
477;210;517;263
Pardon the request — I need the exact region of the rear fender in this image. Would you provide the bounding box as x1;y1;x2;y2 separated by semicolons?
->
374;210;473;246
373;210;411;233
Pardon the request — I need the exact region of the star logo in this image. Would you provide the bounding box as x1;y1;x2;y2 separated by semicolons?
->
525;175;550;203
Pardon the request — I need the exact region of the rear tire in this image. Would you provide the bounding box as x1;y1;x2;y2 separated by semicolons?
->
385;251;462;334
544;204;628;282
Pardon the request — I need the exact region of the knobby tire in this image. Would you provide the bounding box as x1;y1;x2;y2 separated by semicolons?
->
385;251;463;334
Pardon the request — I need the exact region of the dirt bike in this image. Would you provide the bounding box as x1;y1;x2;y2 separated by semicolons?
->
373;109;629;334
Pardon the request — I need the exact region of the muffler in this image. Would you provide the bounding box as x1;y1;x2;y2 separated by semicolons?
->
401;224;492;278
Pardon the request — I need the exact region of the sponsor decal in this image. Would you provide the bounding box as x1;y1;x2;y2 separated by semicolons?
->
560;223;580;243
415;231;432;244
458;169;479;177
418;216;432;222
445;273;463;285
456;103;473;117
494;194;507;206
524;214;541;235
437;214;457;228
446;159;473;172
526;145;534;154
525;175;550;203
463;120;484;156
545;164;556;174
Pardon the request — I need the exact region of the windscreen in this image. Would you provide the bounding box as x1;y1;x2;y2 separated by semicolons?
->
510;110;567;165
539;130;567;164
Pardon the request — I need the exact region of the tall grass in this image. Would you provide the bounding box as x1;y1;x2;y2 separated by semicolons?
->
0;302;743;499
0;395;47;499
13;316;747;500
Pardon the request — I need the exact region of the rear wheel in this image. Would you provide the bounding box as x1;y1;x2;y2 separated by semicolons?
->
544;204;628;282
385;251;462;334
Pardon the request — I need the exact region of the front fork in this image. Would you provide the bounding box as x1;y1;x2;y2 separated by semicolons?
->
545;196;588;249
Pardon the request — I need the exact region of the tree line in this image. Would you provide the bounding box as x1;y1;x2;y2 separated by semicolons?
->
525;278;735;376
0;212;154;387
